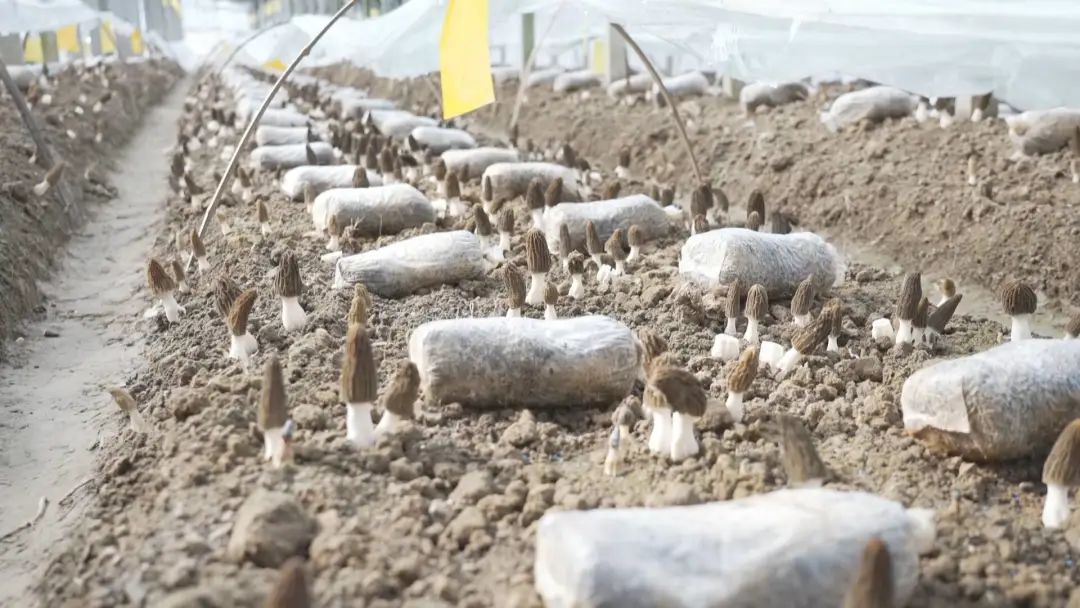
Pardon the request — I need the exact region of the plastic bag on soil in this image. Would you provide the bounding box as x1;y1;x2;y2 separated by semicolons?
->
249;142;335;171
483;162;582;202
314;184;434;235
9;65;39;91
679;228;845;298
366;109;438;139
656;71;709;97
1006;108;1080;156
340;96;396;118
259;108;310;128
442;147;520;180
333;230;483;297
493;66;520;84
255;125;318;146
820;86;916;132
527;67;565;88
608;73;654;97
409;126;477;154
901;339;1080;461
554;70;602;93
543;195;669;252
739;81;810;113
535;488;931;608
282;165;382;201
408;315;638;409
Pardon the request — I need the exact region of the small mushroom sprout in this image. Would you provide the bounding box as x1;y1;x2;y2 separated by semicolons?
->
502;263;526;317
190;228;210;272
790;275;815;327
626;224;643;263
445;172;467;217
170;258;189;293
744;284;768;344
544;282;559;320
1000;279;1037;341
935;278;956;306
912;297;929;345
725;346;759;423
725;278;745;336
473;205;500;260
777;414;828;487
497;208;514;254
108;387;152;434
648;365;708;462
1041;419;1080;528
825;298;843;352
275;252;308;332
776;310;832;378
146;258;182;322
585;220;603;268
615;148;632;180
375;360;420;437
524;229;552;306
341;324;378;447
226;289;259;366
259;356;289;468
894;272;922;345
566;252;586;300
605;228;627;275
526;179;545;229
257;197;271;236
842;538;895;608
33;161;65;197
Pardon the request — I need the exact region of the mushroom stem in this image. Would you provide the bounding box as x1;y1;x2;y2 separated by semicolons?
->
569;274;585;300
281;296;308;332
505;307;522;318
827;335;840;353
647;409;671;455
872;319;895;340
525;273;547;306
197;256;210;273
615;166;630;180
1072;159;1079;184
263;426;286;467
374;411;401;436
327;234;340;251
895;319;914;344
614;260;626;275
161;292;181;323
724;317;738;336
590;253;602;268
912;327;925;344
177;280;190;294
1011;314;1032;341
482;198;495;215
448;197;468;217
669;412;699;461
260;222;272;237
1042;483;1070;528
437;181;447;199
346;402;375;447
775;347;803;377
228;332;259;364
793;313;810;328
544;304;557;320
725;391;745;423
530;208;544;230
602;426;621;477
744;319;761;344
498;232;511;252
627;246;641;262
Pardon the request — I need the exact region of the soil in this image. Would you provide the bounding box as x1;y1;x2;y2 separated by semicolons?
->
0;59;183;359
22;64;1080;608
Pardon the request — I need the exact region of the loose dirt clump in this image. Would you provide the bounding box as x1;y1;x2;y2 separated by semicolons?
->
36;67;1080;608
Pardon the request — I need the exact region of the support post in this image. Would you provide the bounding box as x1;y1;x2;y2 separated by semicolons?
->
521;13;534;69
604;23;627;84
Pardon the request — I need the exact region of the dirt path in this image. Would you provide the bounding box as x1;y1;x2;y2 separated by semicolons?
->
0;79;187;603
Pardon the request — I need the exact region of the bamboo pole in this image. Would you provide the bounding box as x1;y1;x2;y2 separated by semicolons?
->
186;0;359;272
610;23;703;184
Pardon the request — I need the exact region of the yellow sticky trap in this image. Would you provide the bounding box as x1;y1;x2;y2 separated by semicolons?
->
101;22;116;53
591;39;606;75
439;0;494;120
263;58;287;72
58;25;80;52
24;34;44;63
131;29;144;55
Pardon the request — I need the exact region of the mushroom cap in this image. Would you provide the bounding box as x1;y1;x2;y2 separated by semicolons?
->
613;396;640;426
1000;279;1037;316
618;148;630;168
544;281;559;306
692;214;709;234
746;211;762;231
352;166;369;188
525;179;545;210
928;293;962;334
381;360;420;420
603;181;621;200
266;557;311;608
585;221;603;255
842;538;895;608
747;189;765;220
825;298;843;336
913;296;930;329
660;187;675;206
379;148;394;173
895;272;922;321
473;205;492;237
213;274;242;319
1067;311;1080;338
348;283;370;327
777;414;828;485
745;284;768;320
305;144;317;165
256;198;269;223
170;258;186;283
525;229;552;273
190;228;206;258
341;324;377;403
303;183;315;206
560;143;576;168
636;328;669;366
648;184;660;202
259;355;288;430
434;158;447;180
544;177;563;207
605;228;626;261
558;223;572;257
714;187;730;212
792;312;832;354
445;171;461;199
482;175;493;201
502;263;526;308
791;275;815;316
566;251;585;275
1043;419;1080;486
770;211;792;235
726;278;745;319
274;252;303;298
577;158;591;173
727;346;759;393
690;188;709;217
627;225;643;247
646;366;707;417
695;184;713;210
147;258;176;295
1071;126;1080;158
498;208;515;234
227;289;257;336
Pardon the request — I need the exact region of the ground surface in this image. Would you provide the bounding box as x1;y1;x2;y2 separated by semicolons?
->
27;66;1080;608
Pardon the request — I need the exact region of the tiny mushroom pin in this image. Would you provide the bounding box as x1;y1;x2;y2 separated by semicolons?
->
566;252;586;300
259;356;289;468
842;538;895;608
275;252;308;332
744;284;769;344
725;346;759;423
227;289;259;366
146;258;183;323
1041;419;1080;528
524;229;552;306
999;279;1037;341
502;263;526;317
894;272;922;345
375;360;420;437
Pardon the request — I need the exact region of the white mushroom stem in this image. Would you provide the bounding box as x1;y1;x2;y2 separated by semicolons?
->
569;274;585;300
614;260;626;275
1042;483;1071;528
482;198;495;215
530;208;544;229
1072;159;1079;184
263;426;286;467
912;327;925;345
506;307;522;318
374;410;402;436
872;318;895;340
260;222;271;237
544;304;557;320
793;313;810;328
939;112;954;129
228;332;259;365
177;280;190;294
437;181;447;199
726;391;745;423
33;179;52;197
647;408;671;455
327;234;341;251
448;197;468;217
725;317;738;336
1010;314;1032;341
895;318;914;344
669;412;699;461
937;296;951;307
615;166;630;180
346;402;375;447
498;231;511;252
627;246;641;262
161;292;181;323
971;107;984;122
602;426;621;477
197;256;210;273
827;335;839;353
590;253;602;267
744;318;761;344
775;347;804;377
710;334;740;361
281;296;308;332
525;273;547;306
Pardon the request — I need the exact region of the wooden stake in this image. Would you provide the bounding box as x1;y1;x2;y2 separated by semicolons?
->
187;0;360;272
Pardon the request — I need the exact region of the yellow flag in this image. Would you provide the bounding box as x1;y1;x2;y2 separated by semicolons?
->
439;0;494;119
132;29;144;55
58;25;80;52
591;39;606;75
263;58;287;71
24;34;44;63
101;22;116;53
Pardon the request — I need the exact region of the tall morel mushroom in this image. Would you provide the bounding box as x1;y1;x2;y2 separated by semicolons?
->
558;222;573;268
213;274;241;319
790;275;815;327
894;272;922;345
648;366;708;462
275;252;308;332
912;297;929;345
502;263;526;317
341;324;378;447
227;289;258;366
842;538;895;608
626;225;643;263
526;178;545;228
776;311;832;378
726;346;759;423
725;278;745;336
524;229;552;306
473;205;497;259
585;220;603;267
544;282;559;320
348;283;371;327
259;356;289;468
170;258;189;294
1000;279;1037;341
375;360;420;437
256;197;271;237
146;258;182;323
497;208;514;254
744;284;768;344
1043;419;1080;528
825;298;843;352
566;251;586;300
605;228;627;275
445;172;467;217
777;413;828;487
747;189;765;223
190;228;210;272
615;148;632;180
